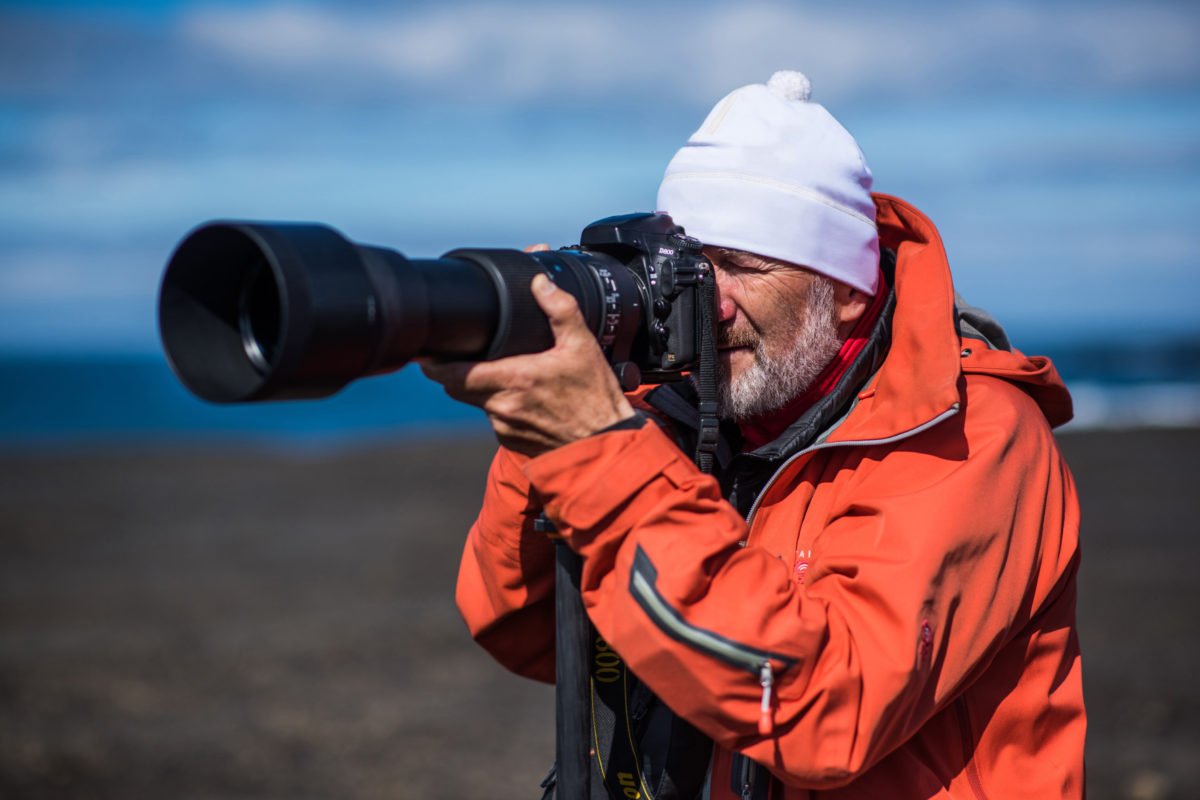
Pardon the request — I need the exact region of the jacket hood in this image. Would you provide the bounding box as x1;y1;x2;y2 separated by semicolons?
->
826;194;1073;442
638;194;1074;457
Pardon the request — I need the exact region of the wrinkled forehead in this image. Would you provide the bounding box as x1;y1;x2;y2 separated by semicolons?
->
702;245;812;273
704;245;765;263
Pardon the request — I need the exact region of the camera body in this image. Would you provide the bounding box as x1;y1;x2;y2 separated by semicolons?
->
573;212;709;386
158;212;712;403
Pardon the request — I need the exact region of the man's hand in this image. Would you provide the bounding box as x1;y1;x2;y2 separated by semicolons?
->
420;272;635;457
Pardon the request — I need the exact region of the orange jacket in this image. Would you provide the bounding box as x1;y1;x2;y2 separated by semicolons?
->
457;195;1085;798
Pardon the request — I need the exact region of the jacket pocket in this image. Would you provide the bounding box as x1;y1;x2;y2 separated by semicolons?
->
629;545;797;678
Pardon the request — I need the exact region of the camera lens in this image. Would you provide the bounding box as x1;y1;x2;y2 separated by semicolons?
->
238;258;281;375
159;221;644;403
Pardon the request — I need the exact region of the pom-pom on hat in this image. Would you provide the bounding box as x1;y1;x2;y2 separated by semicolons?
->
656;71;880;295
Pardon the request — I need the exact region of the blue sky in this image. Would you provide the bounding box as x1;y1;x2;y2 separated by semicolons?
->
1;0;1198;353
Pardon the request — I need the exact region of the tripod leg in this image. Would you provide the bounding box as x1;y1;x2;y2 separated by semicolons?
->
554;540;592;797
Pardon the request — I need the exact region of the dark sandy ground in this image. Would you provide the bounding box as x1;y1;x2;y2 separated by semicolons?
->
1;428;1197;799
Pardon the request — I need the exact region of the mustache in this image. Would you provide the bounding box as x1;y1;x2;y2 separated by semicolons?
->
717;326;758;349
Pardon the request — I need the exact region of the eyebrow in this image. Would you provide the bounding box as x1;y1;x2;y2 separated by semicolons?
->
710;247;768;268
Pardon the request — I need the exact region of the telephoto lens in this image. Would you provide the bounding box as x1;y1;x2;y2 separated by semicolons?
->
158;221;640;403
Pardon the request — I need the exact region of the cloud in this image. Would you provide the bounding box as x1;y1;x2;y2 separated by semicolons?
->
1;1;1199;350
4;1;1197;107
177;1;1200;105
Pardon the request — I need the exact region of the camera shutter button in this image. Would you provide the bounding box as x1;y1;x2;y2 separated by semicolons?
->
670;232;703;253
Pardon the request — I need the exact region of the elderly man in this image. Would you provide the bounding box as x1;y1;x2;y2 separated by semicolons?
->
423;72;1085;799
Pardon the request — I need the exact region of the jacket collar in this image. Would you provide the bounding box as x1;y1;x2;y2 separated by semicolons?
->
736;249;896;461
722;193;968;458
642;248;896;466
820;193;965;445
641;194;1064;462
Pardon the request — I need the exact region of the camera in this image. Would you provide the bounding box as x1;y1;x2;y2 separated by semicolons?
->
158;213;712;403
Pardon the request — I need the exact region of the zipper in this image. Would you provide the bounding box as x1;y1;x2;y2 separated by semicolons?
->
629;554;795;677
630;547;789;799
734;752;771;800
740;757;756;800
640;403;960;799
757;661;775;736
732;402;959;799
729;664;774;800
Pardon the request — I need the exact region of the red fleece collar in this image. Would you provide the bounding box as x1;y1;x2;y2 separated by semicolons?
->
739;272;887;451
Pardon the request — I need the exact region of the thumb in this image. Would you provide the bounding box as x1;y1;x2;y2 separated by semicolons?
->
531;273;588;346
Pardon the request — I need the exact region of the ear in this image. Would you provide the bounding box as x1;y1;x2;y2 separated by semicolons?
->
833;282;870;339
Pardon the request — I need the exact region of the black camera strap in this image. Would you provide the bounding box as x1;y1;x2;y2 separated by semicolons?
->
693;261;720;475
546;245;723;800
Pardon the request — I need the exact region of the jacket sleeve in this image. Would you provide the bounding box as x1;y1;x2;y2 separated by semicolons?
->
520;382;1078;788
455;446;557;683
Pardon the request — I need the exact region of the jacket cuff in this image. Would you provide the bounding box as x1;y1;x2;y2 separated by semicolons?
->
522;422;697;550
593;411;648;435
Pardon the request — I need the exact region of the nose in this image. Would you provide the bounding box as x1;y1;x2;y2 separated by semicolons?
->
712;263;737;324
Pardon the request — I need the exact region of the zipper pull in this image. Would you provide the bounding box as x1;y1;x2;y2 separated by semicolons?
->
758;661;774;736
738;755;757;800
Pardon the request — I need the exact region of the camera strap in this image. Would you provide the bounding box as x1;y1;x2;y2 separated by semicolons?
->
545;249;723;800
693;261;720;475
577;265;723;798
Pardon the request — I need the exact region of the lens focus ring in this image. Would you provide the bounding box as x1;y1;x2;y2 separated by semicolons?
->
443;249;555;359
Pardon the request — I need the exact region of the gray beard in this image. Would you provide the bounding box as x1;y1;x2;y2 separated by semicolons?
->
718;276;843;422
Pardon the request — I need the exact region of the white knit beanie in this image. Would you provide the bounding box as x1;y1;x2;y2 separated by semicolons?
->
657;71;880;295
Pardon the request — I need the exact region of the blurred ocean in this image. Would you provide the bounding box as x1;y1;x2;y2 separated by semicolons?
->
2;335;1196;448
0;354;489;448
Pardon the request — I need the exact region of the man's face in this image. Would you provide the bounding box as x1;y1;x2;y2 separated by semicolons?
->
703;246;844;421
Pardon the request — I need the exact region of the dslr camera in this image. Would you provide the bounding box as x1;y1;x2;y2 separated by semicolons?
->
159;213;713;403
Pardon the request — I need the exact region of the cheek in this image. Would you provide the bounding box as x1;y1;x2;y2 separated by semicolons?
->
746;275;810;323
756;298;817;358
751;297;797;347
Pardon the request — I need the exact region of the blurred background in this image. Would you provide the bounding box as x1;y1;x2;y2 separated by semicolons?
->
1;0;1197;798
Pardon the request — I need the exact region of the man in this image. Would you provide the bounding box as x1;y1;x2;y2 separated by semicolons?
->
423;71;1085;798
